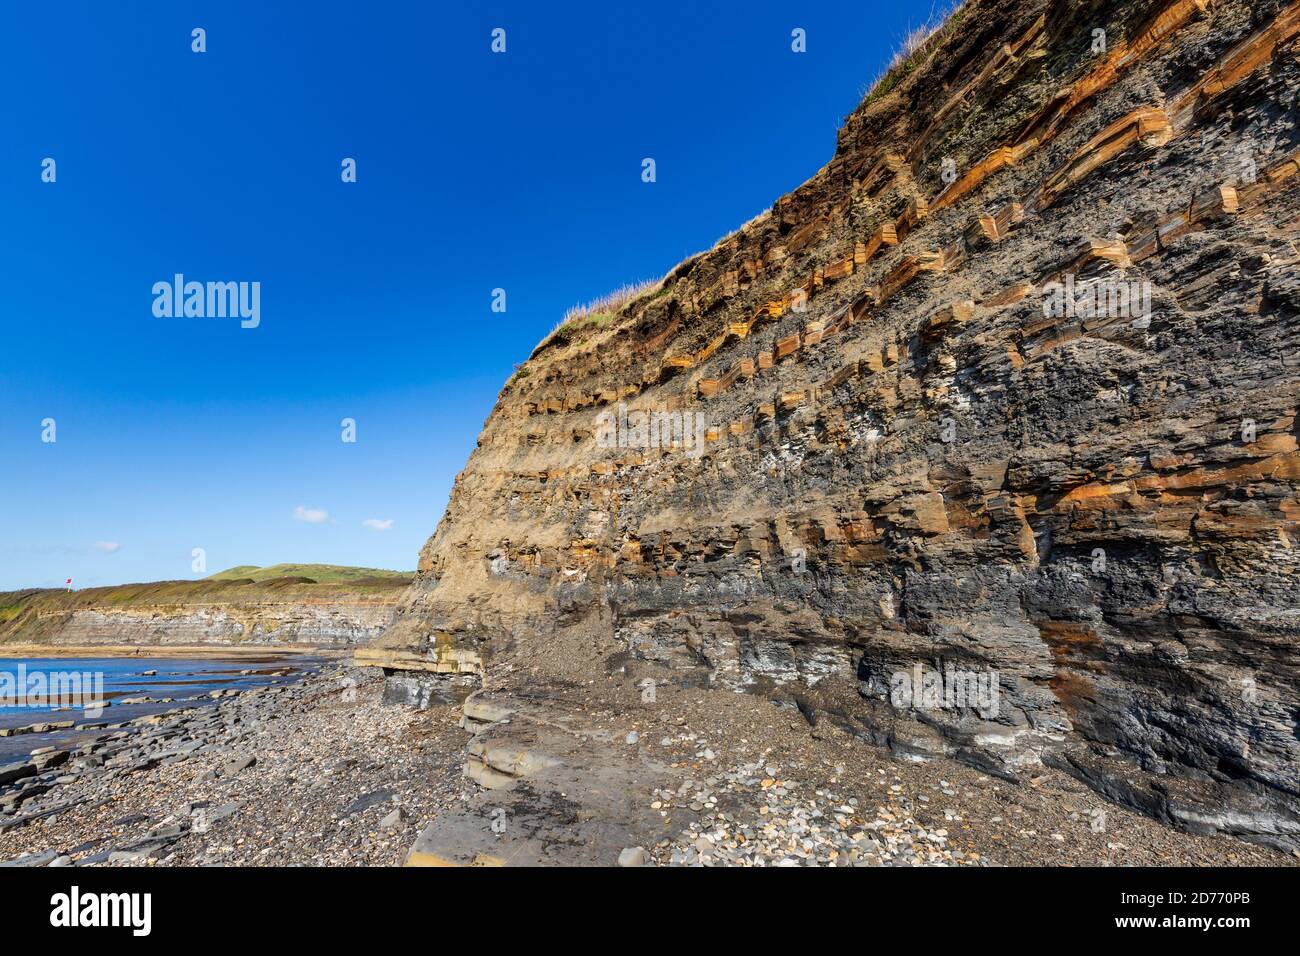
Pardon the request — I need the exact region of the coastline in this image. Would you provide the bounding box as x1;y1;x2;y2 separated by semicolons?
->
0;644;341;660
0;653;328;758
3;662;1295;867
0;665;463;866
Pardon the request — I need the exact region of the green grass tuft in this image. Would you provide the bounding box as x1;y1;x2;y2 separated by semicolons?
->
861;1;966;107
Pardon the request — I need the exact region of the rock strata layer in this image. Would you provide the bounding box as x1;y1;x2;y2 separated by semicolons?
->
2;579;406;648
371;0;1300;850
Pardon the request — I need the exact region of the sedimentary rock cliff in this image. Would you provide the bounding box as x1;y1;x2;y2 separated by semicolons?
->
368;0;1300;849
1;577;407;648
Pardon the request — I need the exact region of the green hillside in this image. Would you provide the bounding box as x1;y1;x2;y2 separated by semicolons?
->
206;563;412;584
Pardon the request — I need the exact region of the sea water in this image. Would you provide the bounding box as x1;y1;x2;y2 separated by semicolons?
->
0;655;316;762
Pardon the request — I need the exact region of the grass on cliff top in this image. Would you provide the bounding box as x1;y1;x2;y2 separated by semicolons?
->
529;278;669;358
519;4;967;373
861;0;967;106
206;563;412;584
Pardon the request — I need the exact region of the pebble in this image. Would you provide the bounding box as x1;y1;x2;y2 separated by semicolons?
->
649;751;975;868
617;846;649;867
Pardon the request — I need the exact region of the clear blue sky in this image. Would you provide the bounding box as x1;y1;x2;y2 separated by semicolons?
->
1;0;935;589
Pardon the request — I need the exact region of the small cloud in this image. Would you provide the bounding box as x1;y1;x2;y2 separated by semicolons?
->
363;518;394;531
94;541;122;553
293;506;330;524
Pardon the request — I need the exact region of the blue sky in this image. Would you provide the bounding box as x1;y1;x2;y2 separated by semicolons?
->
0;1;936;589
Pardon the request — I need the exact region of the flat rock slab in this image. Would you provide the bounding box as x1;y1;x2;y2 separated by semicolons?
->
33;750;70;771
221;755;256;777
338;788;395;818
0;849;59;867
0;762;36;787
407;697;678;867
200;801;241;826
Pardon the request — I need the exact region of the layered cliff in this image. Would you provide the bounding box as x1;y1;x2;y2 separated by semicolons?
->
1;573;409;649
367;0;1300;849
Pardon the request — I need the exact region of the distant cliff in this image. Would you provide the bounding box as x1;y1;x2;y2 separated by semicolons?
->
0;570;410;649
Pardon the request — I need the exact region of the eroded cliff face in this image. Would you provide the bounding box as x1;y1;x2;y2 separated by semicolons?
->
2;582;405;649
15;605;396;647
369;0;1300;848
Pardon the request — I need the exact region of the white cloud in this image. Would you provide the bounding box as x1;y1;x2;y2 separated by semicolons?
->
363;519;394;531
94;541;122;553
293;506;330;524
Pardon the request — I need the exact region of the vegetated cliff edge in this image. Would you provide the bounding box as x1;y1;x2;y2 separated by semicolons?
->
1;569;410;650
364;0;1300;849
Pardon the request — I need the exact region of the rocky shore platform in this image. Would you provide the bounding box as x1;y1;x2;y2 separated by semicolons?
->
0;664;1294;867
